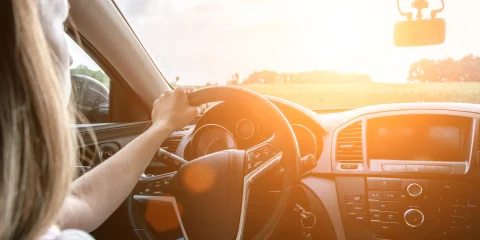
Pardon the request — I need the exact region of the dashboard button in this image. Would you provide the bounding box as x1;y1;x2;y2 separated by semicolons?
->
465;216;479;231
429;216;448;226
382;164;406;172
346;203;367;213
450;216;465;228
404;209;425;228
426;227;463;239
341;164;358;169
368;190;383;201
371;221;402;234
370;212;402;223
430;181;468;196
425;165;452;174
370;201;402;212
346;194;365;203
406;183;423;198
406;165;426;173
431;206;450;216
383;191;407;201
467;203;479;217
384;212;402;222
451;206;466;216
349;213;368;223
402;179;428;192
368;178;402;190
370;212;382;221
448;196;468;206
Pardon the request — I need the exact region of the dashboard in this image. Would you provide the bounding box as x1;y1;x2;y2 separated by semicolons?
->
313;102;480;240
148;101;480;240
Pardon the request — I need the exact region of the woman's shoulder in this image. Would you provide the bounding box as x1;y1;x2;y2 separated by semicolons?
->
40;226;95;240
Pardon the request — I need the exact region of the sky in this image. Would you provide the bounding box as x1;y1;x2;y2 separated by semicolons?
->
71;0;480;85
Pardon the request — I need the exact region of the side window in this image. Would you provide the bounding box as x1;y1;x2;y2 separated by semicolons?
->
67;36;111;123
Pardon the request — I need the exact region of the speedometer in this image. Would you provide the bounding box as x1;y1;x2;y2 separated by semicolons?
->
191;124;237;158
292;124;317;157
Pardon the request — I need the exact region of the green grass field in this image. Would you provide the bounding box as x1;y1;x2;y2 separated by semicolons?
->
234;82;480;109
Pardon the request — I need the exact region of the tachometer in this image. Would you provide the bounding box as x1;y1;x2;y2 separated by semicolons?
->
191;124;237;158
257;120;274;139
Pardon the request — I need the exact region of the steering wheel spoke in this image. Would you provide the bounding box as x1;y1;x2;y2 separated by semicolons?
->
133;173;175;196
244;141;282;176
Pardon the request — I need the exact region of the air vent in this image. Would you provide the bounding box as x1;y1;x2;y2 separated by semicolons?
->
100;146;116;161
336;121;363;163
160;135;184;154
477;127;480;151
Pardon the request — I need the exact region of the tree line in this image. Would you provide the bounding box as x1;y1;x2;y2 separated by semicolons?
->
225;70;373;85
222;54;480;85
408;54;480;83
70;54;480;87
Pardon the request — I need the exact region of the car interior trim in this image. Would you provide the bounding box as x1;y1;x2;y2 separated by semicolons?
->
237;152;283;240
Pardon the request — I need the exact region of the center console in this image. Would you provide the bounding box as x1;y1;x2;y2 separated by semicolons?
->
337;177;480;240
333;112;480;240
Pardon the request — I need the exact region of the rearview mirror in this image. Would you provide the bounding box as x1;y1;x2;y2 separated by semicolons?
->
394;18;446;47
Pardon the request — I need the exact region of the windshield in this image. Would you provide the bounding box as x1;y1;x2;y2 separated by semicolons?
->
112;0;480;109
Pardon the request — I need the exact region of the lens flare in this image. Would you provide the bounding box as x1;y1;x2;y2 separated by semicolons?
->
181;162;216;193
145;201;180;233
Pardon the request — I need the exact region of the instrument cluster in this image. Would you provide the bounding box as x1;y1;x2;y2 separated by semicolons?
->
183;102;319;161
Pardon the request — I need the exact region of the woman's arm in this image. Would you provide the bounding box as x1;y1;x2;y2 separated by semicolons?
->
57;87;202;232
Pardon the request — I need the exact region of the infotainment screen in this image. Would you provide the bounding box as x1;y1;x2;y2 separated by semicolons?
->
367;115;472;161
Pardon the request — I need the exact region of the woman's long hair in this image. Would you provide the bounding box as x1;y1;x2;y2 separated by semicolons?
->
0;0;76;239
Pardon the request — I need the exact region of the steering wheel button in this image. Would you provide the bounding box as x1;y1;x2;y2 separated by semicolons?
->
162;178;171;186
262;147;271;157
254;161;262;168
247;152;254;162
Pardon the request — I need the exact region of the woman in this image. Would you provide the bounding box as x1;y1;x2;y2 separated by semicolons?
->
0;0;201;239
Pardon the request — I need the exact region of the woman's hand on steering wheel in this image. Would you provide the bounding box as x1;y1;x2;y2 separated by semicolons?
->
151;87;205;133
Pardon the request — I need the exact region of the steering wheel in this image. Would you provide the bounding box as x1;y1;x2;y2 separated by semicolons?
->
130;86;301;240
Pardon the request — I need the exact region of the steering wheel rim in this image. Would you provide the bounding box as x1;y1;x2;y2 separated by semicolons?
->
129;86;301;240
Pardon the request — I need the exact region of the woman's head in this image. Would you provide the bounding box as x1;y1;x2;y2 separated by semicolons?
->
0;0;75;239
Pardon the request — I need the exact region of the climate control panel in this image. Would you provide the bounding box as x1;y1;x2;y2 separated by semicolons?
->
367;178;478;239
339;177;480;240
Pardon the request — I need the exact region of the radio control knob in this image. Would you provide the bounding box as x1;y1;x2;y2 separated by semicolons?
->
407;183;423;197
404;209;424;228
